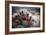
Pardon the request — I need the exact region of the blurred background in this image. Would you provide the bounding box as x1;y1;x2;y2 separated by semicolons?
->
0;0;45;35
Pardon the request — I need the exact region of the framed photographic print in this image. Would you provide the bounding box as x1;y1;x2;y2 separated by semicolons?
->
5;1;45;34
